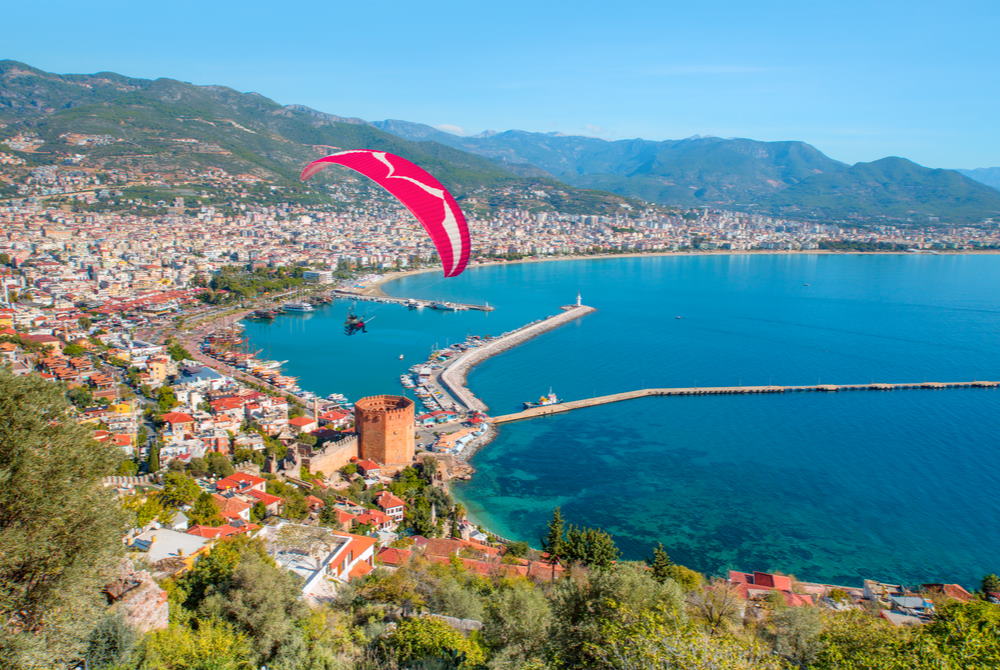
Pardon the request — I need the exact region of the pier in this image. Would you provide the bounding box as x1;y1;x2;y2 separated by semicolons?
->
491;380;1000;424
332;289;494;311
439;304;597;411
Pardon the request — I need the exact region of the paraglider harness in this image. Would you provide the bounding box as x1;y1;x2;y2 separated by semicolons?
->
344;313;367;335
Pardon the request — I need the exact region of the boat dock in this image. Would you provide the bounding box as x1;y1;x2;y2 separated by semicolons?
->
491;380;1000;424
332;289;494;311
439;304;597;411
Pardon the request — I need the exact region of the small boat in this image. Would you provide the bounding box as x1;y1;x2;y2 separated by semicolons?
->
675;316;683;319
399;354;404;360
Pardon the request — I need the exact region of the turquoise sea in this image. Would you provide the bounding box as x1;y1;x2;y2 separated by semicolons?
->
243;254;1000;586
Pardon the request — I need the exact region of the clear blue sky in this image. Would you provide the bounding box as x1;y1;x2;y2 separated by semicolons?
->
5;0;998;167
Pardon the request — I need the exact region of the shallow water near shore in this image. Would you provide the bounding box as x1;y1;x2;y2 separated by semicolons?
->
246;254;1000;586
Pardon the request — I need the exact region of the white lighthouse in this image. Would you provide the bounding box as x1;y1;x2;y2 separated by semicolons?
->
575;291;582;307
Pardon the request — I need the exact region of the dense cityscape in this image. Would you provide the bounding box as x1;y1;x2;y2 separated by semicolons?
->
3;0;1000;659
2;135;1000;669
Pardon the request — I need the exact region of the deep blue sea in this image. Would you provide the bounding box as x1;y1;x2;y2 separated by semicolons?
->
243;254;1000;586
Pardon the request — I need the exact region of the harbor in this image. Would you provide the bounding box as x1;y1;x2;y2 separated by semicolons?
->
438;301;596;412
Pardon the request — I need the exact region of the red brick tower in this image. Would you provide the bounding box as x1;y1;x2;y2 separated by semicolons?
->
355;395;415;466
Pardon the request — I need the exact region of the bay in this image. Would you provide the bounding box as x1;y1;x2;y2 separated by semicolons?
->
243;253;1000;586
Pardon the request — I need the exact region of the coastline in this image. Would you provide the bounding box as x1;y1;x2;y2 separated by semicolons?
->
365;248;1000;296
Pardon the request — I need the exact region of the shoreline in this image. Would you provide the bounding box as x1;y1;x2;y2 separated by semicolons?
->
365;248;1000;297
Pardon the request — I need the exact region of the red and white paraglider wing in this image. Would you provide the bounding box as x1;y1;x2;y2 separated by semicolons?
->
300;150;470;277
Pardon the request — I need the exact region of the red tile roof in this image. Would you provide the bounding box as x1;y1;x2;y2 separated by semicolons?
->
375;491;405;510
246;489;283;506
216;472;266;491
186;523;259;538
376;547;414;566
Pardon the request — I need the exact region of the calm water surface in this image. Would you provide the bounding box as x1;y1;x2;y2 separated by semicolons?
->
244;254;1000;585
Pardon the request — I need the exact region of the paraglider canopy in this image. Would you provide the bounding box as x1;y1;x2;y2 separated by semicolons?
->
301;150;470;277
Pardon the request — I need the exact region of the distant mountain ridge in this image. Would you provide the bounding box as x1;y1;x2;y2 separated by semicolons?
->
374;120;1000;224
957;167;1000;191
0;60;635;215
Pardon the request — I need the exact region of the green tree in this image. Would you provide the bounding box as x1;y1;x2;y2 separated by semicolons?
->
116;459;139;476
771;606;825;667
812;609;915;669
146;441;161;472
688;579;744;634
186;457;209;478
0;367;127;667
981;573;1000;596
160;471;200;508
590;606;783;670
506;541;529;558
156;386;179;412
175;537;269;611
137;619;253;670
542;507;564;562
384;615;486;668
63;342;86;357
484;580;552;667
648;543;672;583
188;492;224;527
918;599;1000;667
206;451;234;478
549;562;685;669
67;385;95;409
562;525;620;568
84;612;136;670
199;550;308;667
78;316;93;329
664;563;704;591
166;340;191;362
250;501;267;524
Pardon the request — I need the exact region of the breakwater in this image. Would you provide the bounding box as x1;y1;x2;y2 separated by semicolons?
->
490;380;1000;423
439;304;597;412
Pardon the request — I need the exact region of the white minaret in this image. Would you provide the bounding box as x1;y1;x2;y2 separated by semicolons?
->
576;291;582;307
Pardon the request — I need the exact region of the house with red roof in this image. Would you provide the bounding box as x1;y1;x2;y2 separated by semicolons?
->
356;459;381;477
212;494;252;523
318;408;352;429
375;491;406;522
186;522;259;539
246;488;284;516
160;412;195;443
728;570;816;607
215;472;267;494
376;545;412;568
355;509;393;532
289;416;318;434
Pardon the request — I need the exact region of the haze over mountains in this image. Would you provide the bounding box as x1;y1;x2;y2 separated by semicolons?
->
1;59;998;225
374;120;1000;224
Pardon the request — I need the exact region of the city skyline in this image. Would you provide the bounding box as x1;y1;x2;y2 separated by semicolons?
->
3;0;998;169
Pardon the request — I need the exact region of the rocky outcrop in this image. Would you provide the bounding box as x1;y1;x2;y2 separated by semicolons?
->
104;560;169;633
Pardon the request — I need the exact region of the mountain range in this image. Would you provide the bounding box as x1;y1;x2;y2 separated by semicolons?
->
0;60;635;215
374;120;1000;224
1;59;998;225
